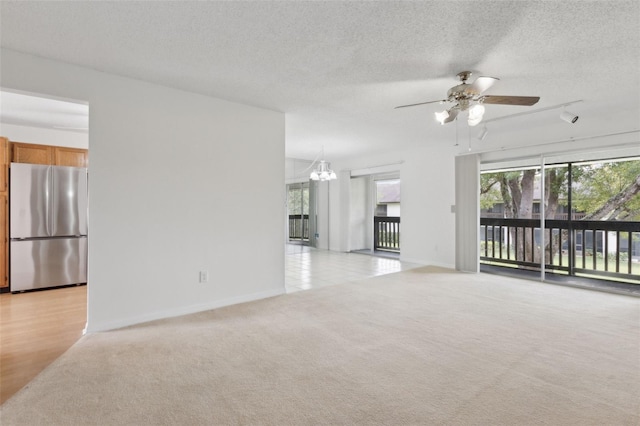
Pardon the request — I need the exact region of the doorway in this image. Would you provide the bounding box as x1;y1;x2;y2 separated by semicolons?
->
374;178;401;253
287;182;310;245
349;174;401;256
0;89;89;402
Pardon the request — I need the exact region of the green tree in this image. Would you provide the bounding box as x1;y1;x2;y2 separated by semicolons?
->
288;185;309;216
573;160;640;221
480;173;503;210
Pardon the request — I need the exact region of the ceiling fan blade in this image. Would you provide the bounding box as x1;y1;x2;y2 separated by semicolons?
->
394;99;446;109
481;95;540;106
443;108;459;123
465;76;499;96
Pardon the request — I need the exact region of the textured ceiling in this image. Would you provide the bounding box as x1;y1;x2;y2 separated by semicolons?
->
1;1;638;161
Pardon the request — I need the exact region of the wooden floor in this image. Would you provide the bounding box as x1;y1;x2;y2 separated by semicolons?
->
0;285;87;404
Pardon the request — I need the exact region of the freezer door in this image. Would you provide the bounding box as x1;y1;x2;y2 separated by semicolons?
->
51;166;88;237
10;163;51;238
10;237;88;291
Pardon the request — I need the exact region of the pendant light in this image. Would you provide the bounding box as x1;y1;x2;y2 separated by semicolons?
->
310;147;337;181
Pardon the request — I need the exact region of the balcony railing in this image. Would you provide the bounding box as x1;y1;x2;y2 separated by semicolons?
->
289;214;309;241
374;216;400;252
480;217;640;283
482;212;586;220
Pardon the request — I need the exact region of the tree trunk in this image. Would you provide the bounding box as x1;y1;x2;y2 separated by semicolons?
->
519;170;535;219
582;174;640;220
544;168;563;263
507;177;522;218
500;176;515;218
544;168;561;219
519;170;536;262
503;175;519;260
504;170;536;263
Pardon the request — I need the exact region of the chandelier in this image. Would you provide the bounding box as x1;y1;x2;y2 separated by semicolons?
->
309;147;337;181
310;160;337;181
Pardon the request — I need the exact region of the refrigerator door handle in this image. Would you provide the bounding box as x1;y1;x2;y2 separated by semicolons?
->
46;166;53;236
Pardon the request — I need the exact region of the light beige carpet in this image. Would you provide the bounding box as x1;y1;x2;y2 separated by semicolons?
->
1;267;639;425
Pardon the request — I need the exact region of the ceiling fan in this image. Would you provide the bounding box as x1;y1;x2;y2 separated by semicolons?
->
395;71;540;126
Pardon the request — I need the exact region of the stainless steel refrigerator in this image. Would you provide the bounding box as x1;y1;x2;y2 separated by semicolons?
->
10;163;88;292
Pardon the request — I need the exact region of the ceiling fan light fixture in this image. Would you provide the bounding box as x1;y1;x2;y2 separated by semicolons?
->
435;110;449;125
397;71;541;128
469;103;485;117
468;103;485;126
468;116;482;126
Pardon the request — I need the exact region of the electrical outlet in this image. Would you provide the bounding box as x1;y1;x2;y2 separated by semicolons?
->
199;270;209;283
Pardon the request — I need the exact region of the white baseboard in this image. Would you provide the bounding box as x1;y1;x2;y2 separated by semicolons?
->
399;257;456;270
86;287;286;333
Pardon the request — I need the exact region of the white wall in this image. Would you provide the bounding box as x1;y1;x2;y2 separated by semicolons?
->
327;144;458;268
315;181;330;249
398;144;458;267
1;49;285;332
455;154;479;273
285;157;313;184
349;176;369;251
0;122;89;149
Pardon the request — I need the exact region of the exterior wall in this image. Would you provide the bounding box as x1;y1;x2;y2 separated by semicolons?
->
386;203;400;217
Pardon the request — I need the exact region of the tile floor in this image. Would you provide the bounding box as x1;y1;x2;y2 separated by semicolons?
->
285;244;421;293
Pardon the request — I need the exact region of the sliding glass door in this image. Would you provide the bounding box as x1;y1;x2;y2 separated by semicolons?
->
569;158;640;281
373;178;401;253
480;156;639;285
287;182;310;244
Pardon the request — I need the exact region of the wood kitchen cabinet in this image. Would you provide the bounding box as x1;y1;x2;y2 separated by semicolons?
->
54;146;88;168
11;142;53;165
10;142;88;167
